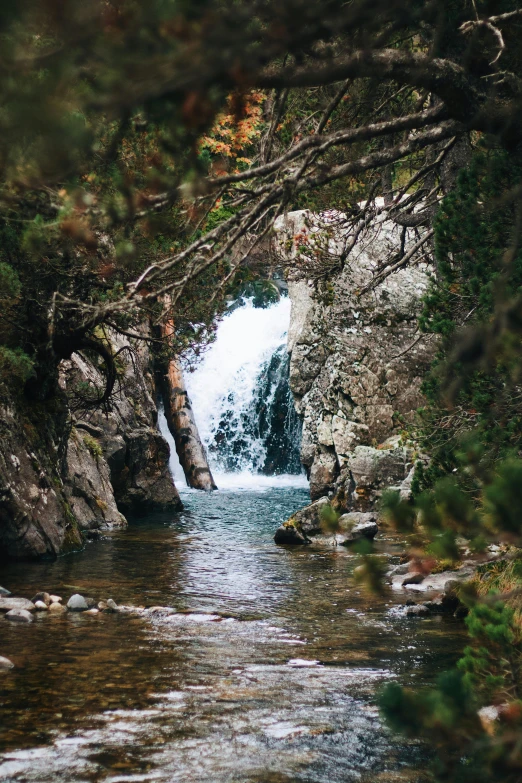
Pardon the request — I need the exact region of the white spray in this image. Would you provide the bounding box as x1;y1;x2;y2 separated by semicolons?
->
159;298;307;491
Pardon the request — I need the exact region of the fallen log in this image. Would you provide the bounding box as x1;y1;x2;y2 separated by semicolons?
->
159;305;217;491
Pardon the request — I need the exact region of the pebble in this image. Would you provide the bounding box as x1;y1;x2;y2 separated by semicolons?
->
49;595;62;604
31;592;51;606
86;608;99;615
34;601;49;611
67;594;89;612
97;601;107;610
48;603;66;614
0;587;11;597
0;597;35;613
6;609;33;623
106;599;119;612
0;655;14;669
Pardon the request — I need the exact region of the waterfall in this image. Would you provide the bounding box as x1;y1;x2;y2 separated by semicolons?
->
159;297;307;490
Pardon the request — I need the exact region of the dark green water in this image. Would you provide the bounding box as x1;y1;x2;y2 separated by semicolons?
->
0;486;466;782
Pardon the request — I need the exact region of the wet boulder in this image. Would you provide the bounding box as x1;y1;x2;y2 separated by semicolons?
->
6;608;33;623
67;594;89;612
285;496;330;537
337;513;378;545
31;592;51;606
274;524;310;546
402;573;425;587
0;587;11;597
0;597;35;613
49;602;66;614
0;655;14;669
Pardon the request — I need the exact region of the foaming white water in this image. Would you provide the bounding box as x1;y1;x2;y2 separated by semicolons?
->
158;407;307;492
185;297;291;451
158;405;185;484
159;297;308;491
206;471;309;492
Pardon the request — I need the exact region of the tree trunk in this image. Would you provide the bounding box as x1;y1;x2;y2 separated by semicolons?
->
159;308;217;491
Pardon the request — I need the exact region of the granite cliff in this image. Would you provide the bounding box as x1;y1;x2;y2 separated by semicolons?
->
274;209;434;537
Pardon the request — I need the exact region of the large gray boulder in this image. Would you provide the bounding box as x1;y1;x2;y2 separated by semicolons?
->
337;513;378;544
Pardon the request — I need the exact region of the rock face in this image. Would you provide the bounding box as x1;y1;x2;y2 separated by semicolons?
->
274;209;434;507
61;328;182;517
0;387;84;559
0;328;182;560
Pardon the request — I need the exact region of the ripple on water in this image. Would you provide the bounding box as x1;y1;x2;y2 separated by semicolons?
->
0;487;464;782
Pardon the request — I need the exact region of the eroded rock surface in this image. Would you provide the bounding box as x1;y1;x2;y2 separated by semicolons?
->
275;210;434;509
61;328;181;517
0;327;181;560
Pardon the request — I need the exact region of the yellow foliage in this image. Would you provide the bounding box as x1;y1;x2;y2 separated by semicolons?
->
200;91;264;167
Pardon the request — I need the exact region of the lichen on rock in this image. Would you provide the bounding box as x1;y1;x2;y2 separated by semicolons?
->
0;326;181;560
274;209;434;513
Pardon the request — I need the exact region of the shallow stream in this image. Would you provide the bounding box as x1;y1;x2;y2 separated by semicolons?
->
0;483;466;783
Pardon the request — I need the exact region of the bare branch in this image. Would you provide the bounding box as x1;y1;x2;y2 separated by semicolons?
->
206;105;446;188
358;229;435;295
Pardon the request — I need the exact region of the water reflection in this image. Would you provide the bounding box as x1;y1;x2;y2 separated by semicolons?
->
0;488;465;782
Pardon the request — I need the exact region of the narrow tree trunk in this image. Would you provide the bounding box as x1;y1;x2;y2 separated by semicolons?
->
160;306;217;491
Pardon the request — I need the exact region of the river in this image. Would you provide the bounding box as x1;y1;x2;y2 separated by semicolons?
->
0;298;466;782
0;483;466;783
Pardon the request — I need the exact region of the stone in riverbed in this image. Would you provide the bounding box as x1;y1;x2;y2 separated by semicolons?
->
403;603;429;617
49;595;62;604
0;597;35;613
6;609;33;623
0;587;11;597
49;602;66;614
338;514;378;545
422;596;445;613
105;599;119;612
274;525;310;545
31;592;51;606
402;573;425;587
67;594;89;612
0;655;14;669
288;496;330;536
444;579;460;597
34;601;49;611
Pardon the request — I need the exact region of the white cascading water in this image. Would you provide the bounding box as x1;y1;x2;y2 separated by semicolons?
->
158;297;308;491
